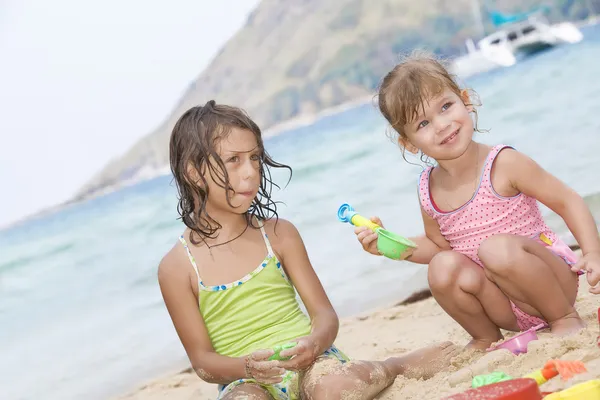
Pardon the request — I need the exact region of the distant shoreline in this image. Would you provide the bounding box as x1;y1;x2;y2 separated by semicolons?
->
263;94;375;138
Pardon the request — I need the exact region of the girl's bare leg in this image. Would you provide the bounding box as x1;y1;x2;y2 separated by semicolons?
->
428;251;519;350
478;234;584;335
221;383;273;400
300;342;459;400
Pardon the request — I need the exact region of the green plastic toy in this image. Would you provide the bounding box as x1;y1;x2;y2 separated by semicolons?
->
337;203;417;260
472;371;513;388
269;342;297;361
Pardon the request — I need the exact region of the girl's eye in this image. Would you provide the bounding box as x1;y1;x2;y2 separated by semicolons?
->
250;154;261;161
442;102;453;111
228;156;239;163
417;120;429;129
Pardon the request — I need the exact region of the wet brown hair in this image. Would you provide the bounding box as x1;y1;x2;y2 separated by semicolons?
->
377;51;482;162
169;100;291;245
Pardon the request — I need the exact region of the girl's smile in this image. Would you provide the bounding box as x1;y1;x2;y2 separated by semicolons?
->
440;128;460;145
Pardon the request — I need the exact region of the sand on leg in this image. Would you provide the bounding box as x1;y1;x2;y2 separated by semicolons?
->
300;342;459;400
220;383;274;400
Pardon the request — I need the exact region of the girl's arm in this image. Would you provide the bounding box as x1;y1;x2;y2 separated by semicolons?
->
267;219;339;370
157;247;282;384
405;207;452;264
497;149;600;255
497;149;600;292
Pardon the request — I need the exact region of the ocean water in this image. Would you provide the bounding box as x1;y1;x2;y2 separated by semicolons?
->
2;24;600;400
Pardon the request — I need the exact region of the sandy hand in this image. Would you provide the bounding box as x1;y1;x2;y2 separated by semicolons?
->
245;349;285;384
354;216;384;256
277;336;320;371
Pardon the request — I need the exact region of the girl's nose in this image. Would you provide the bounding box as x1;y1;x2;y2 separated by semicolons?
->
434;116;452;135
242;160;258;180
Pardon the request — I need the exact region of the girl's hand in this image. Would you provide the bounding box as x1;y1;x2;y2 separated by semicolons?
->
277;336;320;371
354;216;383;256
571;252;600;294
245;349;285;384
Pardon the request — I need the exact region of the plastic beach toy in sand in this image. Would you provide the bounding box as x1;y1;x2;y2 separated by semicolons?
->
487;324;545;355
337;203;417;260
468;359;589;398
523;359;587;386
544;379;600;400
472;371;513;388
442;378;543;399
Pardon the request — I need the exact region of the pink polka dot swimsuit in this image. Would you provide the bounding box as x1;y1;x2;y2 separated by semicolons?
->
418;144;579;331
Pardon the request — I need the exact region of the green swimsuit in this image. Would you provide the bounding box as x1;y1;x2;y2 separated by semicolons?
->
178;222;348;399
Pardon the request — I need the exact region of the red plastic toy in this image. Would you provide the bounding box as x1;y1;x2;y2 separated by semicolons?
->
442;378;542;399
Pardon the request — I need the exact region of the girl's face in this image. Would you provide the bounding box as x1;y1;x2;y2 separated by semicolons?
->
401;89;474;161
204;127;262;214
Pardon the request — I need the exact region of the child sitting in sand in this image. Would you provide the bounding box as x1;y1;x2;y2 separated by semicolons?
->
158;100;459;400
354;52;600;351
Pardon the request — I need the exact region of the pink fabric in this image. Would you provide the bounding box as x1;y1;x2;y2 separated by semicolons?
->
419;144;579;331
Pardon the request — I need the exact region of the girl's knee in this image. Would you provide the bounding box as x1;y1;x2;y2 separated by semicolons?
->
305;374;357;399
429;252;487;294
479;234;522;275
428;251;469;290
303;361;392;400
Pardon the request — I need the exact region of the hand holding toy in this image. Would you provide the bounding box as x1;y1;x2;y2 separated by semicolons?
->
268;342;297;361
338;203;417;260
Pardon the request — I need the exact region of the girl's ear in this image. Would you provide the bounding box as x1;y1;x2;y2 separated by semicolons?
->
398;136;419;154
186;162;204;186
461;89;474;112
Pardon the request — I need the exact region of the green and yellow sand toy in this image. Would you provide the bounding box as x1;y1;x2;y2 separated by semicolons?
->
337;203;417;260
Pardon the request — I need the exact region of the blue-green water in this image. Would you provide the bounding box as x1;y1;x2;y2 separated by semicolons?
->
2;25;600;400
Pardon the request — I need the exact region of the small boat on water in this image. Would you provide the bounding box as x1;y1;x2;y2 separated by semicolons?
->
479;13;582;59
450;4;584;78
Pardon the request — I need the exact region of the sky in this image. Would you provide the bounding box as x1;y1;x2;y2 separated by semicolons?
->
0;0;260;227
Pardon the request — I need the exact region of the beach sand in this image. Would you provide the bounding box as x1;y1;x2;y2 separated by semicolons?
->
117;263;600;400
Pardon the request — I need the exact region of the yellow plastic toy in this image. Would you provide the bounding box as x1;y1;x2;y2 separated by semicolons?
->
544;379;600;399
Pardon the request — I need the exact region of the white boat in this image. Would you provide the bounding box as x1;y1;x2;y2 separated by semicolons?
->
450;6;584;78
478;14;582;60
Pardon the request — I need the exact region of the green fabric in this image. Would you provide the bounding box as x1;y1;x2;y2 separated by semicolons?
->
199;256;312;357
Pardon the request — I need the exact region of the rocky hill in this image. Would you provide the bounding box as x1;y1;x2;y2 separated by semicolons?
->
74;0;596;200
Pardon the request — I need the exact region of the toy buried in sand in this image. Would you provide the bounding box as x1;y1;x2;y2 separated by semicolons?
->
443;377;600;399
486;323;546;355
466;359;591;399
472;359;588;388
544;379;600;400
523;359;587;386
337;203;417;260
443;378;544;399
472;371;513;388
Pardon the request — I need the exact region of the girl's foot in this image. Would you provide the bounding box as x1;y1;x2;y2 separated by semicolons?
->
549;311;586;336
465;337;501;351
384;341;461;380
